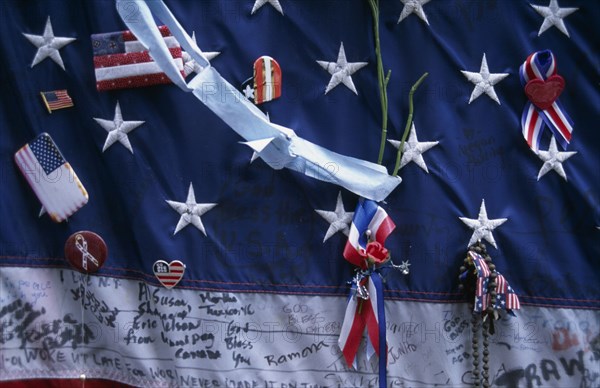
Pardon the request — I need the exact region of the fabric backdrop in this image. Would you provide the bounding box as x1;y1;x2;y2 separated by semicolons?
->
0;1;599;387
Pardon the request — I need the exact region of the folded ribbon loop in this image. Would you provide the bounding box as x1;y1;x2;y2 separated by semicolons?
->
115;0;401;202
519;50;574;152
463;251;520;315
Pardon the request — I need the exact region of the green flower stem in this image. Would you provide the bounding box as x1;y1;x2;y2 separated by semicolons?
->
368;0;392;165
392;72;429;177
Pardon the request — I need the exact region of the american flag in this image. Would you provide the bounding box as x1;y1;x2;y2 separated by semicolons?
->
40;89;73;113
0;1;598;386
91;25;184;91
13;133;88;223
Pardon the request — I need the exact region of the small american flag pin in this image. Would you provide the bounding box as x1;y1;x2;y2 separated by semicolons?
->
40;90;74;114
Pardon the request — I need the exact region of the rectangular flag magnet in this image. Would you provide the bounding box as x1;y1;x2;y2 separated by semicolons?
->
14;133;88;222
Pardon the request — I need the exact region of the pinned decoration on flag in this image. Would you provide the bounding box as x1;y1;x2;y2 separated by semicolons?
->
14;133;88;223
65;231;108;273
253;56;282;105
519;50;574;152
338;198;404;387
239;56;282;105
458;241;520;387
153;260;186;289
91;25;184;91
40;90;74;113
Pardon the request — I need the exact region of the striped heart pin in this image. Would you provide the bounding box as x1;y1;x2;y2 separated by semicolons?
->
153;260;186;289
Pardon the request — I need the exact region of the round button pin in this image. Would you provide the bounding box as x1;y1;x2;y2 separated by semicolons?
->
64;231;107;273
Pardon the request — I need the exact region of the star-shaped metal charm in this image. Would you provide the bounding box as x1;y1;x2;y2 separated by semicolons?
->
394;260;411;275
388;123;439;173
398;0;431;25
317;42;368;95
182;32;220;76
536;137;577;181
251;0;284;15
459;199;507;249
531;0;578;37
166;183;217;236
22;16;76;70
315;191;354;243
461;53;509;105
93;102;145;154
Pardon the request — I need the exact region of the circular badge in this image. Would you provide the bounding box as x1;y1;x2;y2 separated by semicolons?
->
64;231;108;273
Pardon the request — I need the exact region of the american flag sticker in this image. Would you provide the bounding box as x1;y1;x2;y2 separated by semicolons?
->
14;133;88;223
40;90;74;113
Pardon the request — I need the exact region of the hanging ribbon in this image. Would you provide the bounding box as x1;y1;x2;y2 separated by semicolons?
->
519;50;574;152
114;0;401;202
462;251;520;315
338;198;395;388
338;269;387;388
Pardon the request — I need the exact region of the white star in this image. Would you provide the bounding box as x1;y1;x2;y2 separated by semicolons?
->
182;32;220;76
531;0;578;37
243;84;255;100
166;183;217;236
461;53;509;105
388;123;439;173
536;137;577;181
93;102;145;154
22;16;76;70
248;112;270;163
315;192;354;243
459;199;507;249
317;42;368;95
398;0;431;25
251;0;284;15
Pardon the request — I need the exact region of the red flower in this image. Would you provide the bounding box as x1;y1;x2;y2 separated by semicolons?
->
364;241;390;266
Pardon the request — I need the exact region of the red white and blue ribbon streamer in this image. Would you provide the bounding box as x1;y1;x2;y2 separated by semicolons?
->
338;270;387;387
339;198;395;388
467;251;520;314
343;198;396;269
519;50;573;152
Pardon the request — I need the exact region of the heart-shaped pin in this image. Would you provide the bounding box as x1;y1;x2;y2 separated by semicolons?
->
153;260;186;289
524;75;565;110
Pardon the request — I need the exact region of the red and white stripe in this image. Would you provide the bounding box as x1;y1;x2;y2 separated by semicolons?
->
94;26;184;91
14;146;88;223
520;51;573;151
253;56;282;104
156;262;185;288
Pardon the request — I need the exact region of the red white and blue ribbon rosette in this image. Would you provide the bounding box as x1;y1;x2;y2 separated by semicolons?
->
519;50;574;152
